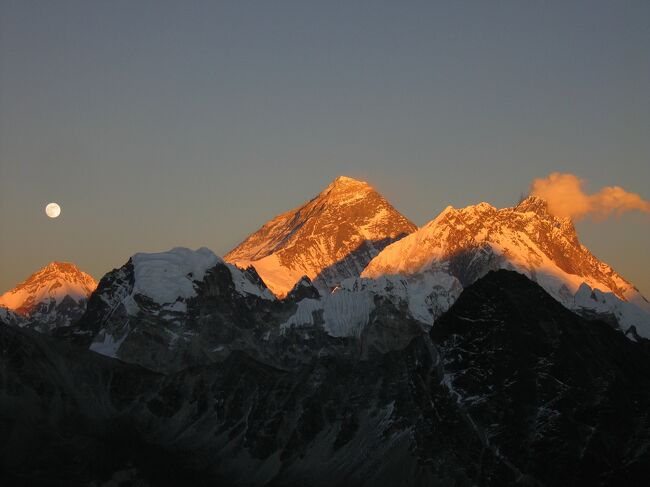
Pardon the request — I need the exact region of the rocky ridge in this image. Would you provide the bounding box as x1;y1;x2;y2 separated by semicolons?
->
360;196;650;336
2;271;650;486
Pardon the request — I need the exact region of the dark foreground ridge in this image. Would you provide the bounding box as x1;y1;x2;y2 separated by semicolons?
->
1;270;650;486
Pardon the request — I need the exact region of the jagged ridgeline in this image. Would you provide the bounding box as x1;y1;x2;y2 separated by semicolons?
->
225;176;417;297
2;177;650;485
2;271;650;486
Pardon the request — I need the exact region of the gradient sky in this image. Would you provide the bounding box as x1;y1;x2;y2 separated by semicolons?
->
1;0;648;295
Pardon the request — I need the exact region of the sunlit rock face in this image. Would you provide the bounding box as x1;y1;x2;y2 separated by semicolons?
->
362;196;650;337
225;176;417;297
0;261;97;332
3;271;650;486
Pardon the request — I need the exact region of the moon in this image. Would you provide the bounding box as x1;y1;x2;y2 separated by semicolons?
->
45;202;61;218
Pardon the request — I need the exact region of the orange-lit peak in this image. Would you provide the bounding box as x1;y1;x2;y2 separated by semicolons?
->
326;175;371;190
333;175;364;184
515;195;549;214
44;261;84;273
225;174;416;297
0;261;98;314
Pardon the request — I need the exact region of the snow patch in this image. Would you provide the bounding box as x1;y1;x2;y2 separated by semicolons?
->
340;272;462;327
281;298;322;331
322;289;374;337
89;331;128;359
574;284;650;339
131;247;221;305
280;289;374;338
226;264;275;300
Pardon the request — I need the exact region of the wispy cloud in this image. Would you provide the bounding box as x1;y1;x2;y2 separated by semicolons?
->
530;172;650;220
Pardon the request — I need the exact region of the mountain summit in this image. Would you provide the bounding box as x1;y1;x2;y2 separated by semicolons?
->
362;195;650;336
225;176;416;297
0;261;97;331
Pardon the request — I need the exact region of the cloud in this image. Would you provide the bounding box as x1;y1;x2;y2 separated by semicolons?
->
530;172;650;220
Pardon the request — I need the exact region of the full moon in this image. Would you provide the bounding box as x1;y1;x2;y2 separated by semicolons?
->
45;202;61;218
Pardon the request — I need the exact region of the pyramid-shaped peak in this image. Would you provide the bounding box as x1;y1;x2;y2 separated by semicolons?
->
36;262;96;286
0;261;98;314
333;175;367;184
225;175;416;296
311;176;385;209
325;176;372;191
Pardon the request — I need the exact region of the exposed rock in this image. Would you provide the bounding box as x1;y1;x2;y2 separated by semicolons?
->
225;176;416;297
2;271;650;486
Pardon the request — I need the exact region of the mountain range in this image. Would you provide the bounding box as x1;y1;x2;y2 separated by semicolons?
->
1;176;650;486
3;270;650;486
360;194;650;338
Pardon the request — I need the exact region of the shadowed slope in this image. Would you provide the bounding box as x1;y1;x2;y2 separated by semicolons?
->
2;271;650;485
431;270;650;485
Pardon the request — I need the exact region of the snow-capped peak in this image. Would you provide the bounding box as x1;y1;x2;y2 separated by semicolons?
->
329;175;370;187
131;247;222;307
362;196;650;337
365;197;584;284
0;261;97;315
126;247;274;311
87;247;274;364
323;175;373;196
225;176;417;297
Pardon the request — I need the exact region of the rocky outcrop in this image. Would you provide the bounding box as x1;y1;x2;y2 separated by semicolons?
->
2;270;650;486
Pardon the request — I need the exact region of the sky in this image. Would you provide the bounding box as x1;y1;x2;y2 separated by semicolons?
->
1;0;648;295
